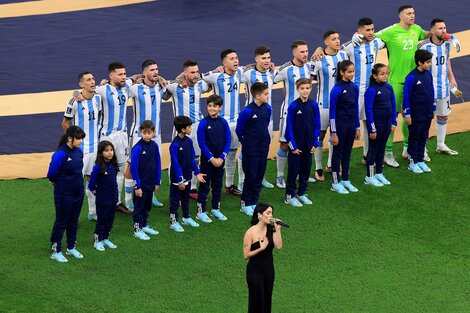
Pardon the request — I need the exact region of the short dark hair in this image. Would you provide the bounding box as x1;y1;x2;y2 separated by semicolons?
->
108;62;125;73
295;78;312;88
250;82;268;98
398;4;413;14
206;95;223;107
323;30;338;40
358;17;374;27
291;40;307;50
431;18;445;28
141;59;156;71
173;116;192;133
254;46;270;56
183;59;198;69
78;71;92;82
220;49;237;61
140;120;155;131
415;49;432;66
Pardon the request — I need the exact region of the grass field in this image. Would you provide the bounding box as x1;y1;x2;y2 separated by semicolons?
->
1;133;469;313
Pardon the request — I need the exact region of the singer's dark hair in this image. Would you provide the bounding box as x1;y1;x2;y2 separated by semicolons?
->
250;203;275;231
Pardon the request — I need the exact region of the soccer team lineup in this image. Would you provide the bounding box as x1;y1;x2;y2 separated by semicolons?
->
47;5;462;263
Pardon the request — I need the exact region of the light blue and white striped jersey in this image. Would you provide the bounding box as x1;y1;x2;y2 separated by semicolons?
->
241;64;277;106
166;79;209;123
64;94;101;154
95;78;132;136
129;82;166;137
418;38;451;99
312;50;348;109
342;38;385;94
202;67;244;123
274;61;314;113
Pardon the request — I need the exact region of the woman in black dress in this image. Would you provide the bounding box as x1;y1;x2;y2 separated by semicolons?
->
243;203;283;313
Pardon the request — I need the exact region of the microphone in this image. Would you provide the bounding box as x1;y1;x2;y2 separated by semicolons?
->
270;218;289;228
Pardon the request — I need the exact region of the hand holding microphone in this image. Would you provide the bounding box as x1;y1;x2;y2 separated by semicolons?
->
270;218;289;228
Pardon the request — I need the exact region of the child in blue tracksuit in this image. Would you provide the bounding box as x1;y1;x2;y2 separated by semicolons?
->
403;49;435;174
364;64;397;187
47;125;86;263
329;60;361;194
236;82;272;216
197;95;231;223
129;120;162;240
169;116;206;232
88;141;119;251
284;78;321;207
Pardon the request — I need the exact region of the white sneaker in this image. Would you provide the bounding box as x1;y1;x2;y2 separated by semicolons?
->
436;145;458;156
384;154;400;168
276;176;286;188
423;148;431;162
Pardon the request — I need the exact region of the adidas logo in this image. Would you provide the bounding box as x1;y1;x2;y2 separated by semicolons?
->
142;91;146;95
207;126;212;129
67;157;72;161
343;90;347;93
142;151;147;155
417;80;422;85
377;91;382;95
81;106;86;110
252;114;258;118
104;171;108;175
297;110;302;114
179;147;183;151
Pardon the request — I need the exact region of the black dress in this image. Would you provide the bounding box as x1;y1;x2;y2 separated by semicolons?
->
246;226;275;313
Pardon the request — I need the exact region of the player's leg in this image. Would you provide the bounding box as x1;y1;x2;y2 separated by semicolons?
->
358;93;368;165
252;151;268;206
276;110;288;188
238;153;245;191
83;152;97;220
314;129;327;181
224;123;242;196
169;184;184;232
262;121;275;189
189;123;201;199
436;97;457;155
210;165;227;221
151;135;164;207
385;83;402;168
124;131;137;210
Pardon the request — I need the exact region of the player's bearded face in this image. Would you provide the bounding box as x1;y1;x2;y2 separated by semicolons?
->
433;22;446;40
111;68;126;87
185;65;200;84
293;45;308;64
360;25;375;42
145;65;159;83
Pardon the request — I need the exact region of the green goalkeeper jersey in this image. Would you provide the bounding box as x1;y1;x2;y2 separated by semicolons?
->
375;23;427;84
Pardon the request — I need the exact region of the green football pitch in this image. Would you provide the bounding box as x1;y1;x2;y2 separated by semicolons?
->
1;133;469;312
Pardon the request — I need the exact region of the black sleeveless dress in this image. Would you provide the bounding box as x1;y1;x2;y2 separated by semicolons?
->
246;226;275;313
